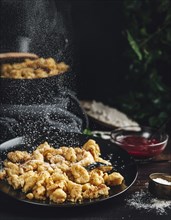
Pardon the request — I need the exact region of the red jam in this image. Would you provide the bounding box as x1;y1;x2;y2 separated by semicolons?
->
116;135;166;159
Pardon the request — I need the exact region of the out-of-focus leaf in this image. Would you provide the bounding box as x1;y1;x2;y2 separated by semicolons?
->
158;112;168;120
127;30;143;61
140;27;148;36
149;112;168;127
167;29;171;42
158;0;171;13
83;129;92;136
154;81;166;92
149;117;160;127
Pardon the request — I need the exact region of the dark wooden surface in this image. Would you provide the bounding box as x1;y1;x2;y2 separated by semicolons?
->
0;127;170;220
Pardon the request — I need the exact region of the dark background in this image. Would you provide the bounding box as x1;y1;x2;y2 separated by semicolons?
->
71;1;125;102
0;0;125;102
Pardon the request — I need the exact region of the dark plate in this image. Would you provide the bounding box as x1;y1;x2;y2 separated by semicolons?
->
0;132;138;207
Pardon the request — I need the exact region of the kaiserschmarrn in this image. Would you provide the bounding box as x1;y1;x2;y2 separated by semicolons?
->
0;57;69;79
0;139;124;203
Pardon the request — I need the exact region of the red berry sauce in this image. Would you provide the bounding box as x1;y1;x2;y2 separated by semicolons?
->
116;135;166;159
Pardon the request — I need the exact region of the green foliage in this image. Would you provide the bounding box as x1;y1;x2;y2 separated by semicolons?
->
83;128;93;136
118;0;171;127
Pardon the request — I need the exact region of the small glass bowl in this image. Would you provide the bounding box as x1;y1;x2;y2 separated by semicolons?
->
110;126;169;160
148;173;171;199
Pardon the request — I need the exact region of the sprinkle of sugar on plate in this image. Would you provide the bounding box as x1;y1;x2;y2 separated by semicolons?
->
125;189;171;215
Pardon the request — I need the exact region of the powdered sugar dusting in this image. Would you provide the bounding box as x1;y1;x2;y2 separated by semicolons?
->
125;189;171;215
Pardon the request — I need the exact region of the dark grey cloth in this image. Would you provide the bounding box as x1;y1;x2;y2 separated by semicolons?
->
0;89;88;144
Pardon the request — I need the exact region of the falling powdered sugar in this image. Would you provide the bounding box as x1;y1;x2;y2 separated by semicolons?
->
125;189;171;215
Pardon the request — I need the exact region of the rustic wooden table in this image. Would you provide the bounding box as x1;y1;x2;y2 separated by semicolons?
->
0;125;170;220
